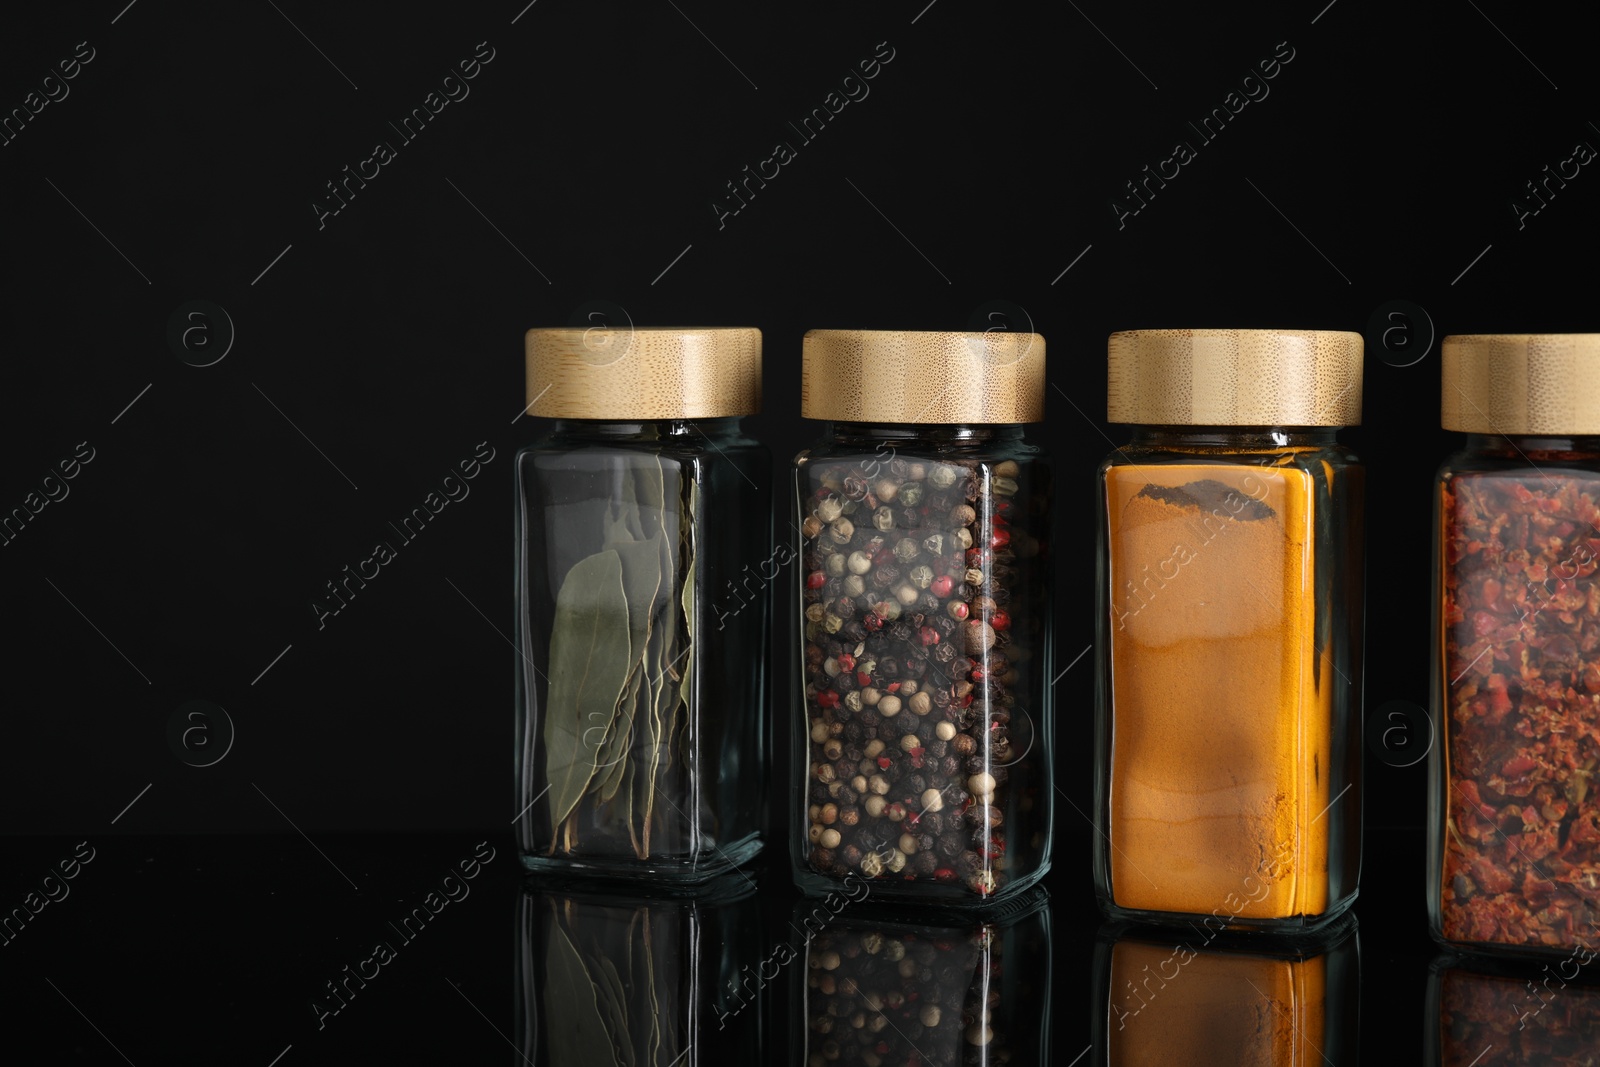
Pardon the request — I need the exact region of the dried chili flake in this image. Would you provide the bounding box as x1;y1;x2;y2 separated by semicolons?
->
1441;469;1600;952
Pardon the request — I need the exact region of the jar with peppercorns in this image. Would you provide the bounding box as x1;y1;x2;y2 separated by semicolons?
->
1431;334;1600;960
792;329;1052;904
1094;329;1366;933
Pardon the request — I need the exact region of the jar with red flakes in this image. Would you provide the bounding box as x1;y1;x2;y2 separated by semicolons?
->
1432;333;1600;959
792;330;1053;904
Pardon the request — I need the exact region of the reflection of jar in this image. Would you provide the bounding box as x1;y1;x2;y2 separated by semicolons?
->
1427;952;1600;1064
797;887;1051;1065
517;874;763;1065
1094;329;1366;932
514;328;770;883
792;330;1053;904
1430;335;1600;960
1094;915;1359;1065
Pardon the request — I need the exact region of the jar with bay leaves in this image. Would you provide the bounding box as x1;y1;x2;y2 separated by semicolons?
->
793;329;1053;904
515;327;769;882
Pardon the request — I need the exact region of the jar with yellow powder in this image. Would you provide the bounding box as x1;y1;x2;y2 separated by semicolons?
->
1093;328;1365;932
794;329;1053;904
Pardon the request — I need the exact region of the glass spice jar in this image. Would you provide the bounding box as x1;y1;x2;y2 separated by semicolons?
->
1094;329;1366;932
797;887;1053;1066
1430;334;1600;960
515;327;769;883
792;329;1052;904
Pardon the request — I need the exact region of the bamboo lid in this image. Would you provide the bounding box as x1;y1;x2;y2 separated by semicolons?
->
523;327;761;419
1107;328;1364;426
1441;334;1600;434
800;329;1045;423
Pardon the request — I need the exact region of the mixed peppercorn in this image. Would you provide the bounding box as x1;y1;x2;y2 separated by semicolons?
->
799;454;1045;897
1441;468;1600;951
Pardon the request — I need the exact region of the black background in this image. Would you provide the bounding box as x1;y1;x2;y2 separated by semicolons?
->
3;0;1596;1061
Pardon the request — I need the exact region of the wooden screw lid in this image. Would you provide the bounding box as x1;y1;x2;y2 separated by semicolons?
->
1107;328;1363;426
800;329;1045;424
523;327;762;419
1442;334;1600;434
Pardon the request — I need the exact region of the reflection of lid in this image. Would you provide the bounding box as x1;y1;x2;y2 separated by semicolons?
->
523;327;761;419
1107;328;1363;426
800;329;1045;424
1442;334;1600;434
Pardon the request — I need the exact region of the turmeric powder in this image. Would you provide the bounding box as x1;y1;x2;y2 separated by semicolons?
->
1105;464;1332;920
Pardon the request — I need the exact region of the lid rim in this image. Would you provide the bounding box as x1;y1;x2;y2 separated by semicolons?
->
800;329;1046;424
524;326;762;420
1441;333;1600;434
1107;327;1364;427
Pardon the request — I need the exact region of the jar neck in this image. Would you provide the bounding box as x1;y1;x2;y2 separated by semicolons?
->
1460;432;1600;459
1127;425;1341;449
822;422;1026;447
546;416;742;442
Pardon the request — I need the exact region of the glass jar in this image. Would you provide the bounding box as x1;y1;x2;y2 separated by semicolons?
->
1094;915;1360;1063
515;327;769;883
517;874;764;1065
792;329;1052;904
1094;329;1366;932
1430;334;1600;959
796;886;1052;1065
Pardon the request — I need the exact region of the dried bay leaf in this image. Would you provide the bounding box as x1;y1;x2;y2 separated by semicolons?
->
594;665;642;806
610;537;666;668
600;537;664;832
675;480;698;770
545;550;633;837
